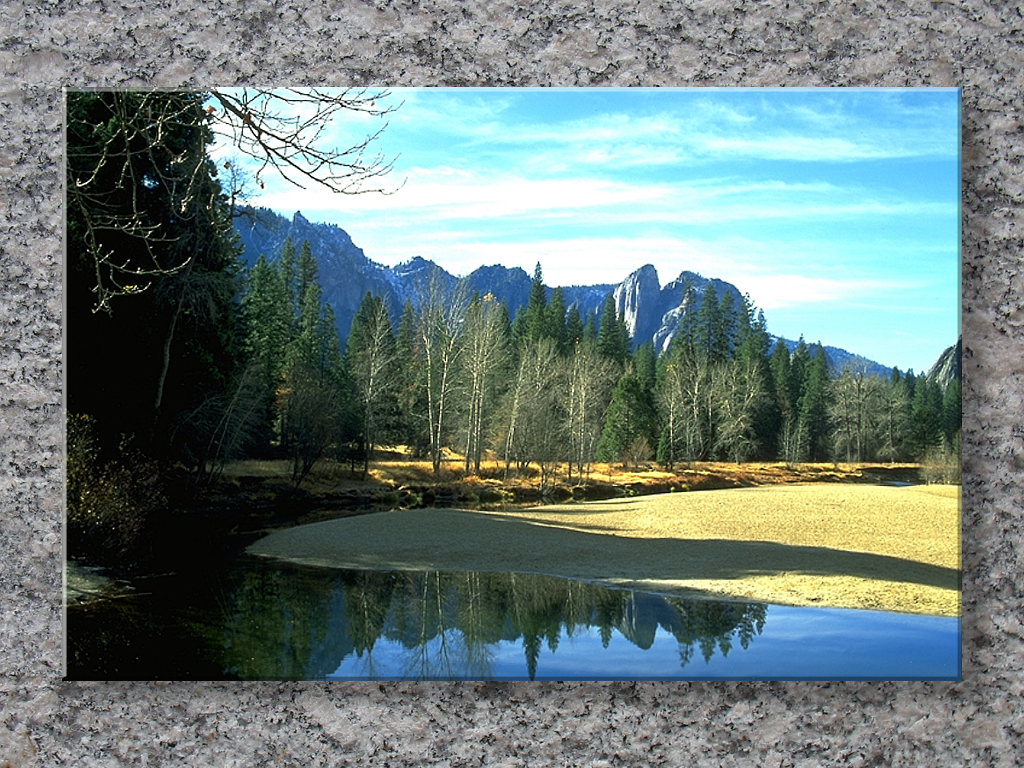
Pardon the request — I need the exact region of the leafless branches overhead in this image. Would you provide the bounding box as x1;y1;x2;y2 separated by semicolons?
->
206;88;402;195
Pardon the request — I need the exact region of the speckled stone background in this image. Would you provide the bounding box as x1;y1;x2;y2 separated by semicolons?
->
0;1;1020;765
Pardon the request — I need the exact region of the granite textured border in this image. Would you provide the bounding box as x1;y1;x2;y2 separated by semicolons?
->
2;1;1021;765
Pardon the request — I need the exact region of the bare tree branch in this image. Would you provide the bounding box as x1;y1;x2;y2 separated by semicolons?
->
68;88;401;313
206;88;403;195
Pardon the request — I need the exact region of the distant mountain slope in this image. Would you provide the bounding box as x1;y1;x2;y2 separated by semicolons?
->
769;337;893;379
233;208;894;376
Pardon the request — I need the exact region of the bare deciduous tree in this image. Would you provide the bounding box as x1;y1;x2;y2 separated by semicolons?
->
712;357;765;464
830;366;886;463
460;293;509;475
347;293;397;479
565;339;615;481
416;272;470;476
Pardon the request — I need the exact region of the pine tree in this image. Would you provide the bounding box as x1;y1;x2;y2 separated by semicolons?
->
716;290;738;360
909;377;944;458
693;284;721;362
769;340;793;419
597;294;630;364
566;304;584;349
545;286;568;354
798;344;831;462
734;301;776;458
523;262;548;343
942;378;961;448
394;299;429;457
675;280;698;355
789;337;809;412
240;254;291;451
583;312;599;347
278;237;298;324
595;372;657;467
274;241;348;484
633;341;657;399
296;240;318;314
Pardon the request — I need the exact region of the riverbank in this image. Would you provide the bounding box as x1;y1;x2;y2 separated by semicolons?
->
248;483;961;617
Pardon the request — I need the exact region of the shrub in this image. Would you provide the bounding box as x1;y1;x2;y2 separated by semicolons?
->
920;434;961;485
66;414;167;568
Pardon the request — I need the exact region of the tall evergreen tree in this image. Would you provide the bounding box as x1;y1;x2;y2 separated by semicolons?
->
595;372;657;466
734;301;776;458
675;280;698;355
583;312;599;348
633;341;657;399
394;299;429;456
942;378;962;448
693;284;722;362
566;304;584;349
278;237;299;324
272;241;348;484
798;344;831;462
545;286;568;354
296;240;318;315
523;262;548;343
240;254;291;451
597;294;630;365
769;340;793;420
909;377;944;457
716;290;738;360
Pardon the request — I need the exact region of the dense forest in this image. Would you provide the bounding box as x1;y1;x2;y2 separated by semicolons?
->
232;250;961;482
66;90;961;565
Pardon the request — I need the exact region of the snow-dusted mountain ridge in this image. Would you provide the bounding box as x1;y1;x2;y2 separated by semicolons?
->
233;208;896;376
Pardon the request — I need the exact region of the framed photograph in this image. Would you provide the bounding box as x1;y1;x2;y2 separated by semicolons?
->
65;87;960;681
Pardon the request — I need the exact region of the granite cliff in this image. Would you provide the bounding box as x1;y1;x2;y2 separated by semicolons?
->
234;208;894;376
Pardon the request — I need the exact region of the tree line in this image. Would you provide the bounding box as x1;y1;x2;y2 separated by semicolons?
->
236;253;960;486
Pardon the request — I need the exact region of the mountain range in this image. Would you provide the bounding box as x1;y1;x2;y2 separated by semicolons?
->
233;207;954;380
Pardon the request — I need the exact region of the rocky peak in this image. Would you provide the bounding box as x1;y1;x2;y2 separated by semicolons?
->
613;264;661;343
926;336;963;388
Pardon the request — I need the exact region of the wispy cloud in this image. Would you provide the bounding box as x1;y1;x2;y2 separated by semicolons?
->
228;88;958;373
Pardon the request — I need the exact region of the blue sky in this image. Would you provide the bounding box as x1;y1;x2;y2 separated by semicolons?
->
217;88;960;374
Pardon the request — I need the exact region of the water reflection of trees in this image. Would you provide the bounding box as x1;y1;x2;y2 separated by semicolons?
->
221;566;767;680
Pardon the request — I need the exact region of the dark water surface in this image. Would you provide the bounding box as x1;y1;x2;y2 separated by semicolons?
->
67;554;960;681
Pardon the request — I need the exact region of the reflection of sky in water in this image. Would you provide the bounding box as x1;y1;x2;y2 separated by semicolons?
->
325;604;959;681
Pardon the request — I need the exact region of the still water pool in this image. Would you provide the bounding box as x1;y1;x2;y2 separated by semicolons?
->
66;555;959;681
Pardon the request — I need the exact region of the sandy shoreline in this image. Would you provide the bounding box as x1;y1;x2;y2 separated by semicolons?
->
247;483;961;617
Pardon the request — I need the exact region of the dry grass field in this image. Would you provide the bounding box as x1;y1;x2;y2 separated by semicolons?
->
220;452;924;496
249;482;960;617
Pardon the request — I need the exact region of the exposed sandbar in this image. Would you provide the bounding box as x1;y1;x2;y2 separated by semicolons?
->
248;483;960;617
